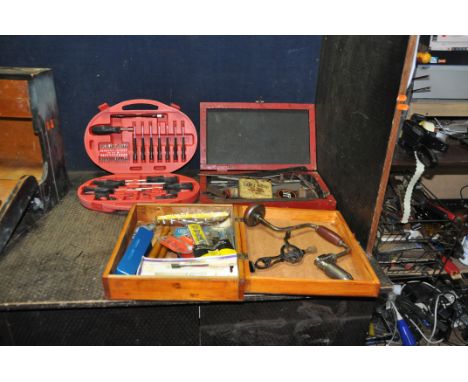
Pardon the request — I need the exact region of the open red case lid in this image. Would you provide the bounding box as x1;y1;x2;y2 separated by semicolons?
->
200;102;316;171
84;99;197;174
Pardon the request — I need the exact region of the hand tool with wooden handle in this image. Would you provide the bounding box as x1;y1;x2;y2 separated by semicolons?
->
148;226;171;258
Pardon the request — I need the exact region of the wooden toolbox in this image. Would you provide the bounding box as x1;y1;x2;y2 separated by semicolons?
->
0;67;68;252
198;102;336;209
103;204;380;301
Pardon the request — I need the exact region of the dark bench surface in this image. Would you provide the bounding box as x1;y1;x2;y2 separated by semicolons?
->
0;171;387;311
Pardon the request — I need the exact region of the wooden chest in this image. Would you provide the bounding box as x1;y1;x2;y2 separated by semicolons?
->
103;204;380;301
198;102;337;209
0;67;68;252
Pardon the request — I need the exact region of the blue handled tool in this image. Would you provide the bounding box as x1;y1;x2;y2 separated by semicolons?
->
395;307;417;346
115;227;154;275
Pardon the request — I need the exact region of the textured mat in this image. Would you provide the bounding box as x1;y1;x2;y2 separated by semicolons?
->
0;172;126;307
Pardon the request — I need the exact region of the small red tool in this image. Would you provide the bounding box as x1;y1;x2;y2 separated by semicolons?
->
159;235;194;258
441;256;462;280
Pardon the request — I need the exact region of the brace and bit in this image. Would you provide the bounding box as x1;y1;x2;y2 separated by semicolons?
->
243;204;353;280
255;231;316;269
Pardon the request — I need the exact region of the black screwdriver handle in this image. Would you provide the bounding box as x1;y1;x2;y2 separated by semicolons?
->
141;136;146;161
181;137;187;161
92;179;126;188
91;125;132;135
149;137;154;161
164;182;194;191
165;137;171;161
133;136;138;162
157;137;162;162
173;137;178;161
111;113;161;119
83;186;115;194
146;176;178;184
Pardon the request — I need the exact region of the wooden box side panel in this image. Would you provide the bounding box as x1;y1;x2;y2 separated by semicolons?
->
102;205;138;286
0;79;31;118
243;277;380;298
104;276;242;301
0;119;44;181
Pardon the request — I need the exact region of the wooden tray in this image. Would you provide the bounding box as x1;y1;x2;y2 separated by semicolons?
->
103;204;244;301
237;206;380;297
103;204;380;301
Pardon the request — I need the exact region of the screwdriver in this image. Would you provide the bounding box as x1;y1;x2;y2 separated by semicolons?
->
157;121;162;162
93;182;191;193
92;176;179;188
91;125;133;135
90;184;163;194
173;130;179;162
111;113;162;119
149;121;154;161
82;186;117;200
132;121;138;162
83;186;115;194
165;136;171;162
84;184;155;193
181;126;187;161
148;226;171;258
163;182;194;191
140;122;146;162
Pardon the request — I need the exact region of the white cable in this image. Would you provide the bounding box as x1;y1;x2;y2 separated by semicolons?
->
429;293;442;341
409;318;444;345
386;301;399;346
401;151;425;224
400;280;442;294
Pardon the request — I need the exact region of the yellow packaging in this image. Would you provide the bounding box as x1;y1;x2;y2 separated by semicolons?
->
188;224;209;245
238;178;273;199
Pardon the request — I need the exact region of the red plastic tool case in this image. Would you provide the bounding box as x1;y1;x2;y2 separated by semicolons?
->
78;99;199;212
199;102;336;209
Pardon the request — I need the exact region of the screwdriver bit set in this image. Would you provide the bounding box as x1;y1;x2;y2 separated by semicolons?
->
87;104;195;171
78;99;200;212
98;143;129;162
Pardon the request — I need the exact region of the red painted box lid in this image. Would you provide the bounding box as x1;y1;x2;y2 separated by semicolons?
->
200;102;316;171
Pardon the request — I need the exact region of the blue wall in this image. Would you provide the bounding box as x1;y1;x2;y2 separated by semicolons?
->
0;36;322;170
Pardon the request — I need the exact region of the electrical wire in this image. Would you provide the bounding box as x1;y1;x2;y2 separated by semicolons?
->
408;318;444;344
460;185;468;202
386;301;399;346
400;280;442;294
399;281;460;346
430;293;442;342
405;293;444;345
